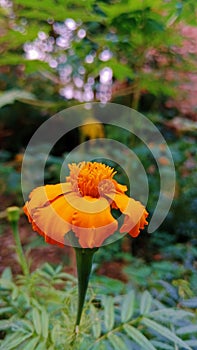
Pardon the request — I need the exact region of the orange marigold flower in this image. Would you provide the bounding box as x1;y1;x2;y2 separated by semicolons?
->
23;162;148;248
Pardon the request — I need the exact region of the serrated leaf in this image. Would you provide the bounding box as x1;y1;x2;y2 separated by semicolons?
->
108;333;128;350
32;308;41;335
121;290;135;323
123;324;156;350
142;318;192;350
41;308;49;339
140;291;152;315
103;296;114;331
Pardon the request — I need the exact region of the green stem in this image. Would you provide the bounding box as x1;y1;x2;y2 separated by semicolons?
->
10;221;29;276
74;247;98;332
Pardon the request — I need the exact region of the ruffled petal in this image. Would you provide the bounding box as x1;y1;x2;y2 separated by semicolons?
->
107;192;148;237
24;194;75;246
127;211;149;237
112;179;128;194
26;183;72;215
71;196;118;248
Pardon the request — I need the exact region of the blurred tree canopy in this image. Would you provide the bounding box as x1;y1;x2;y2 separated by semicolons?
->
0;0;196;114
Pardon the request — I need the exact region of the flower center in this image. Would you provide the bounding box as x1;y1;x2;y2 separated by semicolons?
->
67;162;116;198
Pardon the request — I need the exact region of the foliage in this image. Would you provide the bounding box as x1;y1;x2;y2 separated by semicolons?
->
0;0;196;110
0;262;196;350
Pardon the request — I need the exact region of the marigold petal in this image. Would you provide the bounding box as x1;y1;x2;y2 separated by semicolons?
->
25;194;75;246
27;183;72;214
71;198;118;248
108;192;148;237
112;180;127;194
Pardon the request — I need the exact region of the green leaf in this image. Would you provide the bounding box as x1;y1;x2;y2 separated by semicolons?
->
51;324;60;343
23;336;40;350
123;324;157;350
149;308;193;321
103;296;114;331
0;307;14;316
11;286;18;300
0;278;15;290
42;263;55;276
35;340;46;350
151;340;174;350
41;308;49;339
142;318;192;350
140;291;152;315
90;304;101;339
32;308;41;335
121;290;135;323
0;320;13;330
91;341;108;350
1;267;12;281
0;333;32;350
108;333;128;350
176;325;197;335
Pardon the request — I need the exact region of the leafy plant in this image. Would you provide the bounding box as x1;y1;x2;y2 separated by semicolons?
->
0;263;196;350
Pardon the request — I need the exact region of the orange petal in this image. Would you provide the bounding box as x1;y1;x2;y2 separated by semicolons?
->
108;192;148;237
112;179;127;194
27;183;72;215
71;197;118;248
25;194;75;246
128;211;148;238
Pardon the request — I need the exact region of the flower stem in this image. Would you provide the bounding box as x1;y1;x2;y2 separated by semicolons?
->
7;207;29;276
74;247;98;332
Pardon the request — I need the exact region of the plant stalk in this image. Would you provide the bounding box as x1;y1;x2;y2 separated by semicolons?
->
74;247;98;333
10;220;29;276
